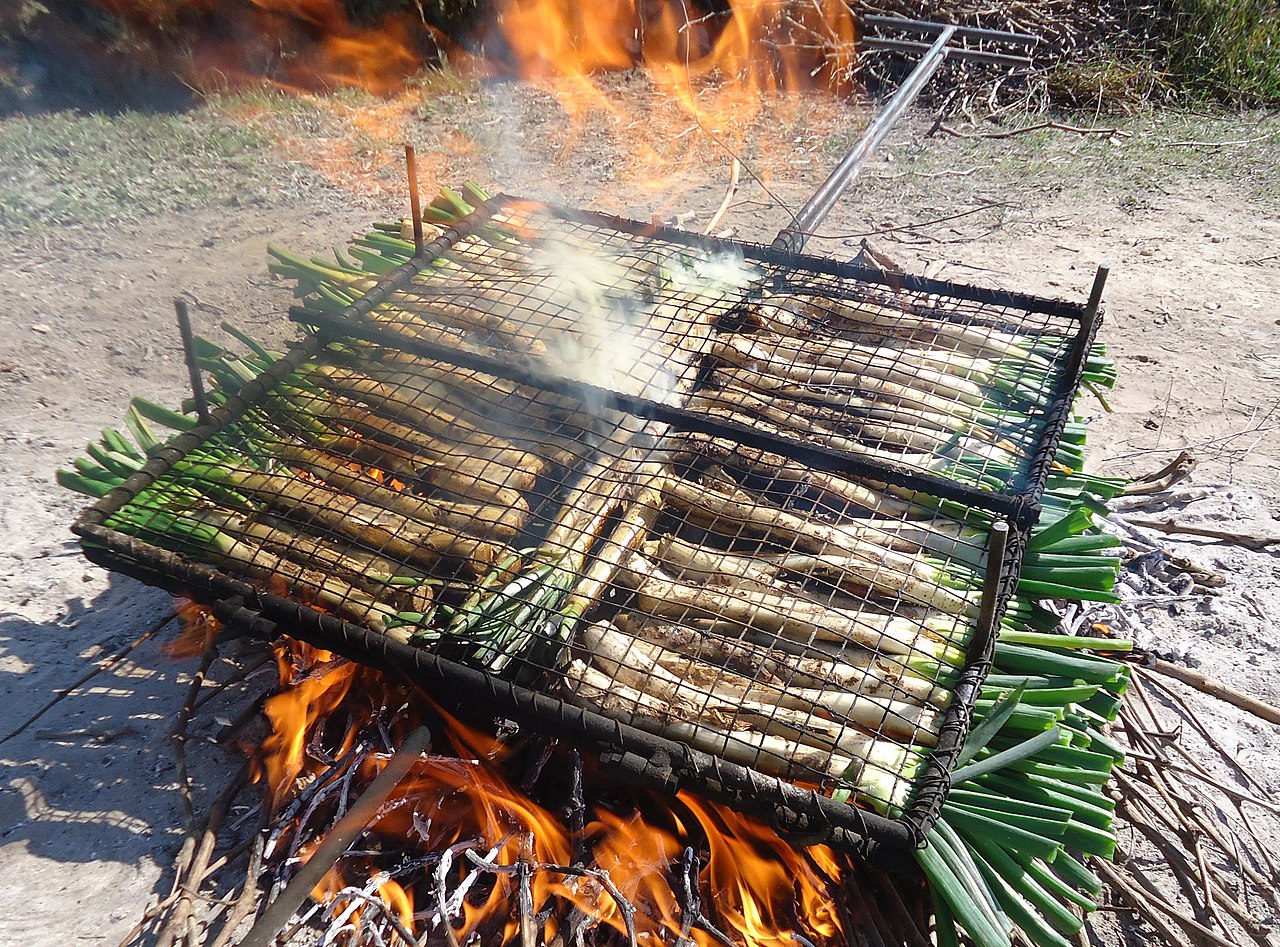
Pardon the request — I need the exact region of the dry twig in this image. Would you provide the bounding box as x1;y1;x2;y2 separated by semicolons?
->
0;606;179;745
154;771;247;947
1123;450;1197;496
702;158;741;236
240;726;431;947
1121;516;1280;551
1100;663;1280;946
935;121;1126;140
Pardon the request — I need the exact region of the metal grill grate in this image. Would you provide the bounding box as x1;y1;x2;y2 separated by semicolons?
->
74;195;1101;851
295;198;1096;516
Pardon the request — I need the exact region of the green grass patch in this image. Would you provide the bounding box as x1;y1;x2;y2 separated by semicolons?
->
1054;1;1280;108
1150;0;1280;105
0;109;277;236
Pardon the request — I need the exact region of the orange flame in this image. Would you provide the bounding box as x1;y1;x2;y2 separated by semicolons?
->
60;0;863;217
482;0;857;196
252;637;865;945
83;0;427;95
493;0;855;102
258;640;363;803
165;598;221;658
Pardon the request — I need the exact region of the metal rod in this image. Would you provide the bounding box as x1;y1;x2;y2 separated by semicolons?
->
975;520;1010;639
1064;262;1109;384
1085;262;1110;318
238;725;432;947
405;143;424;255
861;36;1031;68
173;298;210;425
772;24;957;254
862;15;1039;48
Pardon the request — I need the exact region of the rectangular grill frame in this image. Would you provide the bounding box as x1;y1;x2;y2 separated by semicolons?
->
72;196;1103;855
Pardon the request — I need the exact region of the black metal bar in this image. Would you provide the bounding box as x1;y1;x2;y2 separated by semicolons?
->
1064;263;1108;386
897;517;1020;844
289;305;1033;523
173;298;211;425
71;521;917;856
772;25;957;254
975;521;1010;638
405;143;424;255
862;15;1039;48
861;36;1032;68
1085;262;1110;316
1011;282;1107;503
519;195;1090;319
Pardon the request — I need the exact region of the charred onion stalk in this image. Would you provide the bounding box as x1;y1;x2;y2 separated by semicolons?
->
61;456;438;637
565;656;923;809
58;326;600;647
442;423;651;677
698;295;1114;490
583;616;941;743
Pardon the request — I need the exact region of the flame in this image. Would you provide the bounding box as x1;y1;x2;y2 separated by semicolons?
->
493;0;855;103
164;598;221;658
80;0;426;95
81;0;853;97
481;0;857;196
259;641;361;803
250;637;865;945
225;0;423;95
377;878;414;930
64;0;857;207
681;794;845;944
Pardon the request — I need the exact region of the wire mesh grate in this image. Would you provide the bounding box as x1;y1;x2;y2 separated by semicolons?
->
86;335;1006;821
556;433;1000;816
298;197;1095;510
74;195;1100;847
735;263;1086;498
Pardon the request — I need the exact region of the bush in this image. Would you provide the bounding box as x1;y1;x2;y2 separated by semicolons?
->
1137;0;1280;105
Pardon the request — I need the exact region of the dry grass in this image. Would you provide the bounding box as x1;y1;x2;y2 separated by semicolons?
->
2;77;1278;247
0;108;291;236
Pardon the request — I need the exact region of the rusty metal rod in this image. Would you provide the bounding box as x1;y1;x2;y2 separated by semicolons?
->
975;520;1010;641
238;725;431;947
405;143;425;255
773;24;957;255
862;15;1038;47
174;298;211;425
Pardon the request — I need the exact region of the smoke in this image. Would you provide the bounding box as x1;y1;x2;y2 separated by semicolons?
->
526;239;677;404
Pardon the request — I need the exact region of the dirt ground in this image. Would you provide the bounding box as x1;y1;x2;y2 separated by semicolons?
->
1;77;1278;945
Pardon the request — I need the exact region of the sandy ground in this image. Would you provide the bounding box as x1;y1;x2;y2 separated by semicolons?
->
1;81;1278;945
